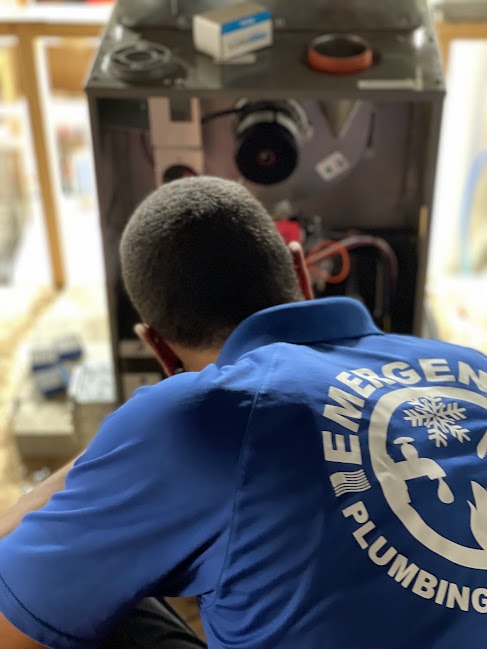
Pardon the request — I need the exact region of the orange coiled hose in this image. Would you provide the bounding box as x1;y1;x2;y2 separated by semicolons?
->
305;239;351;284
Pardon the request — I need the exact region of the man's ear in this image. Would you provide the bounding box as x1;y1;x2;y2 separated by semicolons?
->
133;324;183;377
288;241;314;300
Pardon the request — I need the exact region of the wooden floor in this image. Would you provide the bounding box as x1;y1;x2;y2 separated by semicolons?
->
0;285;205;641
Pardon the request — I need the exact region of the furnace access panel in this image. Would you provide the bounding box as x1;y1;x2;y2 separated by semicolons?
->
86;0;444;402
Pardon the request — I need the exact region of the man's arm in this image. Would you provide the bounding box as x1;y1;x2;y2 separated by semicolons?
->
0;459;78;648
0;331;176;648
0;614;45;649
0;320;177;542
0;457;77;541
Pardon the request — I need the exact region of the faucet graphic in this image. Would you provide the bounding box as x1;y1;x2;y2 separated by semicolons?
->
393;437;454;504
477;430;487;459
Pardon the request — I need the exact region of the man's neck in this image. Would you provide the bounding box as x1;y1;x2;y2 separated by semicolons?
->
171;344;222;372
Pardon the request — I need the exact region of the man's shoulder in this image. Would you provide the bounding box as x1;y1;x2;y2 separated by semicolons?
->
127;356;266;412
383;332;487;363
103;357;267;449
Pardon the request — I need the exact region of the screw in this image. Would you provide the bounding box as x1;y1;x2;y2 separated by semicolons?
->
177;15;189;28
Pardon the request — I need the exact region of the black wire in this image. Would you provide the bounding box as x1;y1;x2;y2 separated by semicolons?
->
201;107;244;124
139;132;154;168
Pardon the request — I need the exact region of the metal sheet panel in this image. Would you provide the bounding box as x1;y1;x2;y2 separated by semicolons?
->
86;24;444;98
117;0;426;31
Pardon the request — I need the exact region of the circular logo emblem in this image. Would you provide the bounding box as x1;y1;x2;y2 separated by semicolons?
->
369;386;487;569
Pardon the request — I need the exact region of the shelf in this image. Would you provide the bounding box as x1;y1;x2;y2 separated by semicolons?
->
0;6;112;288
0;100;26;119
0;4;113;28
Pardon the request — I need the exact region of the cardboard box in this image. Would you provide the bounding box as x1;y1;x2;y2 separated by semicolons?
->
69;360;116;445
193;2;273;62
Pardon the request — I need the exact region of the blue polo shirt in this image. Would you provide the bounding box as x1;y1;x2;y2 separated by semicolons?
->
1;297;487;649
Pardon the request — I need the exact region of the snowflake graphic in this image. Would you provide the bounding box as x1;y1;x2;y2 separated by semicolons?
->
403;396;470;448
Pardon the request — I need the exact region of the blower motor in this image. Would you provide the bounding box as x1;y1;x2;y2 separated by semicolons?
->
234;99;312;185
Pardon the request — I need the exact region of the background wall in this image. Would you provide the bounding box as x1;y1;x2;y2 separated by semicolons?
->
426;39;487;350
429;40;487;276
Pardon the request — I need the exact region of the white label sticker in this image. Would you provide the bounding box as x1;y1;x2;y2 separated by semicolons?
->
315;151;351;182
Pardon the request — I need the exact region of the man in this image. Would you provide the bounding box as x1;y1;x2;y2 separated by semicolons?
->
1;176;487;649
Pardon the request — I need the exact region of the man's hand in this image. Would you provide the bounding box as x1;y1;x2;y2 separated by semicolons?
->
0;614;45;648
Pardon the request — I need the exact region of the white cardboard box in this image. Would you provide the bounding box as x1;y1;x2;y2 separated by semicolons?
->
193;2;273;62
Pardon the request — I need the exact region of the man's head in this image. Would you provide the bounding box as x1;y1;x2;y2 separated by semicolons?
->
120;176;305;355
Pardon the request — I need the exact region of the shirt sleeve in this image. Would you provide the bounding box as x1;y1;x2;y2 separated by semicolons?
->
0;368;248;649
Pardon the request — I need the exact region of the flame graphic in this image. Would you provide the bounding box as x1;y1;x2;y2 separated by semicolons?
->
469;482;487;551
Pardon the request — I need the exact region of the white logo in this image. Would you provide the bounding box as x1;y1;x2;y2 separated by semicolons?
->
403;395;470;447
329;469;371;497
369;386;487;569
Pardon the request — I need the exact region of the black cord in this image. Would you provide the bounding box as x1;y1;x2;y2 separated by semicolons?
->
201;107;245;124
139;132;154;168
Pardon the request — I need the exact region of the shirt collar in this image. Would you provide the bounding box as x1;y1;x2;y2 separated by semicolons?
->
217;297;382;367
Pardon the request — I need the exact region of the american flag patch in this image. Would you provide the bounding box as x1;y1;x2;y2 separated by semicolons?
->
330;469;371;497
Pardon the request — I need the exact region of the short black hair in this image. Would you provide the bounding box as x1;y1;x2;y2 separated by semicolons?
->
120;176;301;348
